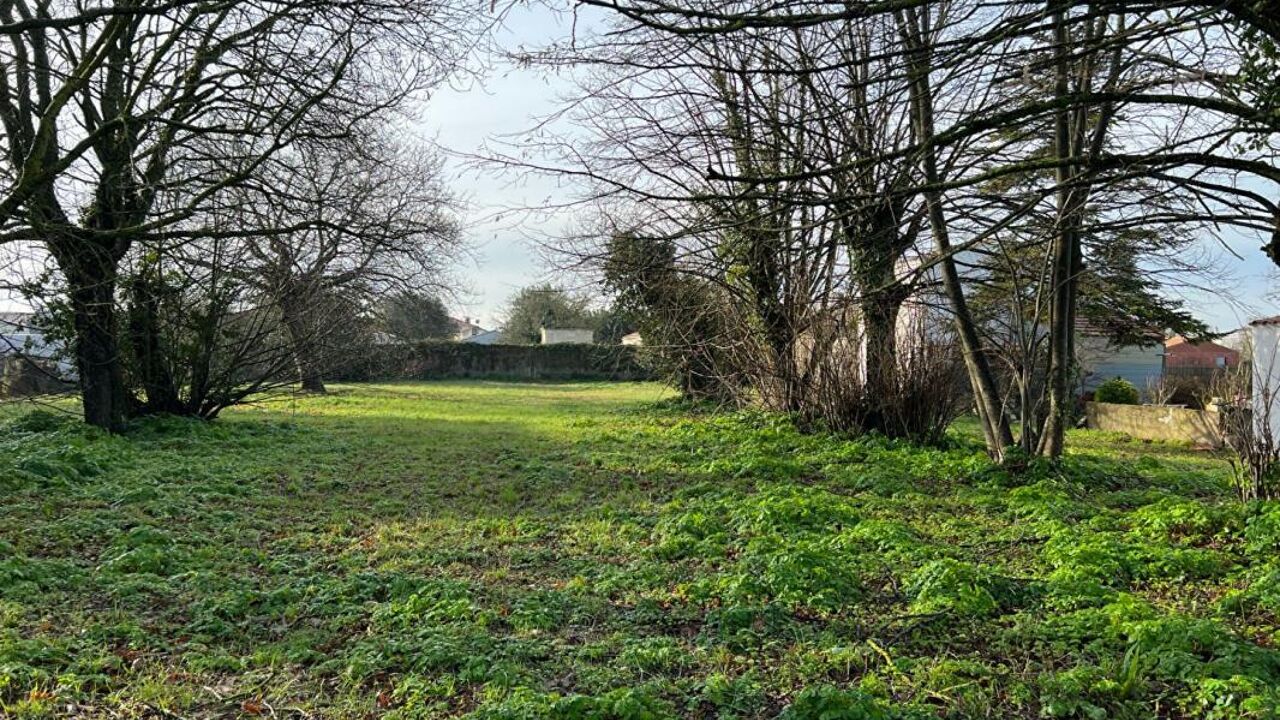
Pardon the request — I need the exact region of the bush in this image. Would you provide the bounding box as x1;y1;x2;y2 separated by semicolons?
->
801;328;968;446
1095;377;1140;405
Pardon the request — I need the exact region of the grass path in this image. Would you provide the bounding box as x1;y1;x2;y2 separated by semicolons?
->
2;382;1279;718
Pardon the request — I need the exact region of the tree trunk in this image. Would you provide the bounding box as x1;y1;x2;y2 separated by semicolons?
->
1038;6;1081;459
280;299;327;394
127;272;183;414
63;253;130;432
899;5;1015;459
1038;234;1076;458
862;289;904;433
863;298;899;394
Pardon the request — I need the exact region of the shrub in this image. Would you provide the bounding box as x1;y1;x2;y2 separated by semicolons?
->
1243;506;1280;558
800;327;968;446
1094;378;1140;405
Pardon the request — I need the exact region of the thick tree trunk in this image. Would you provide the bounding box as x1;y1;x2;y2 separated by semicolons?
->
900;6;1014;459
862;290;904;433
127;273;183;414
1038;7;1082;459
280;299;327;394
63;255;129;432
863;299;899;394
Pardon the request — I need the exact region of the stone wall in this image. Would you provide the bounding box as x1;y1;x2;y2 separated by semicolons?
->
1084;401;1223;447
0;355;74;398
339;341;652;382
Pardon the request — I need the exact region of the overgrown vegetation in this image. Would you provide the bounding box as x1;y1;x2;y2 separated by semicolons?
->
1094;378;1141;405
1;382;1278;718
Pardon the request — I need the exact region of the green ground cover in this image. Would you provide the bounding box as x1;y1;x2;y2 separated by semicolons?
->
2;381;1278;718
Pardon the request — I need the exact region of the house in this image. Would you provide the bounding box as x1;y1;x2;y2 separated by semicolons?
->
0;311;62;363
463;328;502;345
1164;335;1240;370
1218;326;1253;359
451;317;489;341
0;311;75;394
540;328;594;345
1251;316;1280;442
1076;321;1165;397
620;332;643;346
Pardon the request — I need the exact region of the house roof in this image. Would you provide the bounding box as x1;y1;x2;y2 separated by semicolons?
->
1251;315;1280;327
450;317;488;334
462;328;502;345
1074;318;1164;343
1164;335;1237;354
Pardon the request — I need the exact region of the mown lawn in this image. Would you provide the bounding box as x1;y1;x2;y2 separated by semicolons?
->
2;381;1279;719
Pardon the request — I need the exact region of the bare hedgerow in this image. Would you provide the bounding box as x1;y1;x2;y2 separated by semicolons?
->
1145;375;1176;406
800;314;968;446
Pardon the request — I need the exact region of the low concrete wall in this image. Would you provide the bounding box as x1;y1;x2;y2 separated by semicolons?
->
1085;401;1222;447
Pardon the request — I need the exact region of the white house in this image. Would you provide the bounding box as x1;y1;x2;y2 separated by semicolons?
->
540;328;594;345
0;311;66;366
1251;317;1280;442
463;328;502;345
1076;322;1165;397
451;317;489;341
0;311;76;392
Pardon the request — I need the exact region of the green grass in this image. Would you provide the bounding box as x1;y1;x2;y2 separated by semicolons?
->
2;381;1280;718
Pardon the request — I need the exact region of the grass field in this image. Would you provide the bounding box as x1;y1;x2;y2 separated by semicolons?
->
3;381;1280;719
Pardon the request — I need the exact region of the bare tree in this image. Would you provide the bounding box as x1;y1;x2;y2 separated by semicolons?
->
0;0;479;429
511;7;958;433
223;134;461;393
533;0;1279;459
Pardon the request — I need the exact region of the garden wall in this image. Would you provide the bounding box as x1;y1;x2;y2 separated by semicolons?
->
1084;401;1223;447
0;355;74;398
340;342;653;382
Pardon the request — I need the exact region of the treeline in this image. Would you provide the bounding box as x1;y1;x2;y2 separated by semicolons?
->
0;1;485;426
508;0;1280;459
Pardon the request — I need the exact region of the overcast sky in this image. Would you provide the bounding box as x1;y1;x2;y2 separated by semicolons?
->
2;6;1276;333
415;6;597;329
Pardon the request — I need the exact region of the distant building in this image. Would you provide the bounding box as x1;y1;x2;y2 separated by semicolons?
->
540;328;594;345
463;328;502;345
0;311;63;363
451;317;489;341
1218;326;1253;359
1076;321;1165;397
0;311;76;392
620;332;643;346
1251;316;1280;442
1164;335;1240;370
